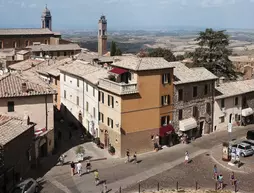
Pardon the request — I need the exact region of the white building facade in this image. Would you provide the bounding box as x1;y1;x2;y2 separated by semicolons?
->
213;79;254;131
60;60;107;137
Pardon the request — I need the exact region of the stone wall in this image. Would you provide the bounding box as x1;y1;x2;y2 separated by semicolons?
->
173;80;215;134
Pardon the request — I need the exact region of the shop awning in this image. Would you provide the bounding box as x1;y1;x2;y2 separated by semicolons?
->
159;124;174;137
242;107;253;117
109;67;128;75
179;118;197;132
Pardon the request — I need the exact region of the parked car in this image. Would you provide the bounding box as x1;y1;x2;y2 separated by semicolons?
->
231;142;254;157
242;140;254;150
11;178;38;193
247;130;254;140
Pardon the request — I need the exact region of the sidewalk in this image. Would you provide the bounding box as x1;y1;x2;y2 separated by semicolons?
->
210;144;254;174
44;124;254;193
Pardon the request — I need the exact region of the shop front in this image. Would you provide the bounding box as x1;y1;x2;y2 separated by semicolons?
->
179;118;198;140
241;107;254;126
159;124;177;146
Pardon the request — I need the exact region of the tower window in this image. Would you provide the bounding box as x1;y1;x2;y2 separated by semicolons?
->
99;30;101;36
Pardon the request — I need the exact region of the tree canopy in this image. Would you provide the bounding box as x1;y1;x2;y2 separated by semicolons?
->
192;28;237;79
110;41;122;56
145;47;176;62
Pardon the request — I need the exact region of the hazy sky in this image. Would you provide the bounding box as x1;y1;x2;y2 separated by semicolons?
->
0;0;254;30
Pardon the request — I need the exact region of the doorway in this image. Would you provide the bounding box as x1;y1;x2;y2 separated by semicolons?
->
199;121;204;137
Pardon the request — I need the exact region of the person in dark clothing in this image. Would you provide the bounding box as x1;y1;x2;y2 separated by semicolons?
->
70;161;75;176
86;160;92;173
125;149;130;163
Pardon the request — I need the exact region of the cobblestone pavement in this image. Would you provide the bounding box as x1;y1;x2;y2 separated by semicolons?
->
41;125;254;193
123;154;254;193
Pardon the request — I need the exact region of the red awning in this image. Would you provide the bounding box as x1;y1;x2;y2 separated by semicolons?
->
159;125;174;137
109;67;128;75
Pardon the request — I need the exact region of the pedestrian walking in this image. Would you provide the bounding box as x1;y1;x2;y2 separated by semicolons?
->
70;161;75;176
102;181;107;193
86;160;92;173
133;152;138;164
59;154;65;165
76;161;82;176
94;170;100;185
218;174;224;189
184;151;189;164
213;164;218;179
125;149;130;163
230;172;236;186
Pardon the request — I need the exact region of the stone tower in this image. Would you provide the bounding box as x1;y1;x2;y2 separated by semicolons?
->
41;5;52;31
98;15;107;56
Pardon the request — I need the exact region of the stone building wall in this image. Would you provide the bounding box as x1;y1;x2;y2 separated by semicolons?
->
173;80;215;134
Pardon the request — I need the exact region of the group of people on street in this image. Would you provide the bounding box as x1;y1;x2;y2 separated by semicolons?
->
70;160;92;176
125;149;138;164
213;164;237;190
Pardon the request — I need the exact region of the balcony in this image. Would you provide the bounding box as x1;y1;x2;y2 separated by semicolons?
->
99;78;138;95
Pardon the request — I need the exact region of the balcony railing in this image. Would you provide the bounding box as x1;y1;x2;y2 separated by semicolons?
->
99;78;138;95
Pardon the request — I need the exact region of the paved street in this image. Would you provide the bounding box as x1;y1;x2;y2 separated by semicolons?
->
40;125;254;193
123;154;254;193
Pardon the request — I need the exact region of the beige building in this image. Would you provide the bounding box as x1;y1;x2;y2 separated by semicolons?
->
229;56;254;79
0;73;55;161
98;56;176;157
27;44;81;59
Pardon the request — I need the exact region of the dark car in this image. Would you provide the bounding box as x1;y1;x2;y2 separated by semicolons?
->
247;130;254;140
11;178;38;193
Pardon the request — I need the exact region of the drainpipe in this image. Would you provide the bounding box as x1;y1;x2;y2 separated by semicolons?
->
211;81;215;133
45;95;48;131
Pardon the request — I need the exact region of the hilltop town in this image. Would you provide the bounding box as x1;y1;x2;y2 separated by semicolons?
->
0;4;254;193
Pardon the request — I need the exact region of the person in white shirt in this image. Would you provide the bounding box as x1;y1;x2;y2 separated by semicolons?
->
76;161;82;176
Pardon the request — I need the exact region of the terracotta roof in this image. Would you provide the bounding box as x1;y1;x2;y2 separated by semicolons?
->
0;28;54;36
59;60;108;85
111;56;176;71
0;73;55;98
215;79;254;99
9;59;43;71
174;63;218;85
27;44;81;52
0;114;35;145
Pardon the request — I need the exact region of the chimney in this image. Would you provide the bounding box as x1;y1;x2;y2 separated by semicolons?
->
22;82;27;92
27;116;30;125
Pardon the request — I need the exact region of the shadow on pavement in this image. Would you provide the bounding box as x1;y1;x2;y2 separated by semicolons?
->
25;110;93;180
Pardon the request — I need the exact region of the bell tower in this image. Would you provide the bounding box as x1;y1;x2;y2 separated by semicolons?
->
41;5;52;31
98;15;107;56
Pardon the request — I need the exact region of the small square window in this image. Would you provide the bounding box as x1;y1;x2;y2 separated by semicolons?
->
193;86;197;97
7;101;14;112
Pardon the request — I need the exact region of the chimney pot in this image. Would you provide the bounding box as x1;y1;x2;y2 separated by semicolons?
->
22;82;27;92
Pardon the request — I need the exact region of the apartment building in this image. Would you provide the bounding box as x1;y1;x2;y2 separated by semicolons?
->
0;73;55;162
98;56;176;157
59;60;107;137
173;64;218;138
214;79;254;131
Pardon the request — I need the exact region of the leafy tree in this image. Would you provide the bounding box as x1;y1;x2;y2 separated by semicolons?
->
115;48;122;56
192;28;237;79
148;47;176;62
110;41;122;56
110;41;117;56
175;55;184;61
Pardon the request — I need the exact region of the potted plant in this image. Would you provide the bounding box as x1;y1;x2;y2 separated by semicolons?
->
94;137;100;146
108;145;115;155
76;146;85;161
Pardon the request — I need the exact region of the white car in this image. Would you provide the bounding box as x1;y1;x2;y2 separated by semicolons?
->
11;178;39;193
231;142;254;157
242;140;254;151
